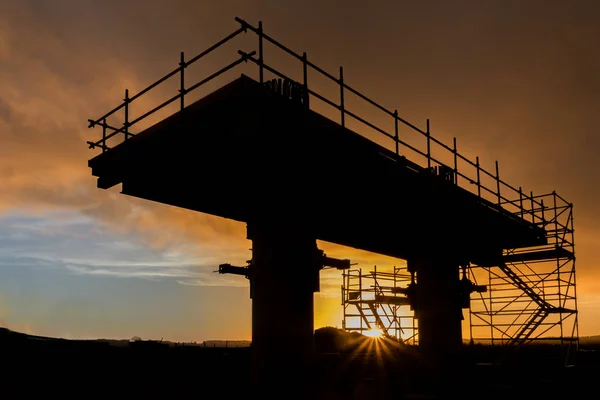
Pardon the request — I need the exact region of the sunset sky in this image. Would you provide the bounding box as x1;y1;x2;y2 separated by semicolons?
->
1;0;599;342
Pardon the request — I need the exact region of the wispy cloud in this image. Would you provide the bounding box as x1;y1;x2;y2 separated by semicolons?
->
177;277;249;288
65;263;197;279
0;212;248;287
0;1;252;265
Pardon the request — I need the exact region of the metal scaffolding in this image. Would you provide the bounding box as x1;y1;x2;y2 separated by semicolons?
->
342;266;418;345
468;191;578;351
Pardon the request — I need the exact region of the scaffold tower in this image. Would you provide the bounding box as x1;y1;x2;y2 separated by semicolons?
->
468;191;578;349
342;265;419;345
341;192;578;352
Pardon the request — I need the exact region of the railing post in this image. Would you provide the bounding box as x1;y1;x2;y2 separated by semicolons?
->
359;270;362;332
394;110;399;156
258;21;264;84
530;191;535;224
495;161;501;207
102;118;107;152
339;66;345;127
553;191;559;247
453;137;458;185
519;187;524;219
341;272;344;306
553;191;563;312
488;266;494;345
426;119;431;169
476;156;481;198
541;199;546;226
179;51;186;110
124;89;130;141
302;52;309;108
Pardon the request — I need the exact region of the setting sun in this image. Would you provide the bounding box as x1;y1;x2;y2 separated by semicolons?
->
363;328;384;338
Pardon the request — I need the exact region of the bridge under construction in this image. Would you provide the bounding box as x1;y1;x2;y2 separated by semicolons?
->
86;17;577;395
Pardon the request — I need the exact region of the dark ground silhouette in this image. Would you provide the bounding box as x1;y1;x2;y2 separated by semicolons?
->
2;326;599;399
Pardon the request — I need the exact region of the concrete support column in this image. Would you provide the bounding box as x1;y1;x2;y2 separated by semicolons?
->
413;257;463;379
247;222;319;396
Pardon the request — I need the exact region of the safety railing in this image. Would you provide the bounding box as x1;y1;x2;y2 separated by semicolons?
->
515;192;574;249
87;24;254;152
87;16;571;231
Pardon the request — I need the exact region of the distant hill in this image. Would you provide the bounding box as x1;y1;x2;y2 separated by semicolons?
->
579;335;600;346
4;325;596;351
0;326;391;353
201;340;251;348
0;327;235;348
0;326;356;350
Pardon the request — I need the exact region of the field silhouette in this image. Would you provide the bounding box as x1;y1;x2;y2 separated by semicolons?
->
2;326;599;399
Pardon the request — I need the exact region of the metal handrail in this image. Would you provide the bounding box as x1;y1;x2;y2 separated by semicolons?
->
87;16;571;230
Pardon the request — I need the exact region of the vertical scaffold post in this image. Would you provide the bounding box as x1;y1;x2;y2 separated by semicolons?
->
468;265;474;343
488;264;494;344
302;52;310;108
102;118;107;153
426;119;431;169
394;110;399;156
552;192;559;246
552;192;563;341
541;199;546;226
495;161;501;206
519;187;524;219
341;271;345;306
124;89;130;141
530;191;535;224
339;66;345;127
476;156;481;198
179;51;186;110
453;137;458;185
258;21;264;84
571;201;579;351
359;269;363;332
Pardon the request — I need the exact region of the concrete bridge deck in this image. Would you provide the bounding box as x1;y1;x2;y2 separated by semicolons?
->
89;74;545;265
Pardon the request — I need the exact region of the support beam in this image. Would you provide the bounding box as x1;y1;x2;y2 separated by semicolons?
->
320;252;351;270
246;222;319;396
218;263;249;277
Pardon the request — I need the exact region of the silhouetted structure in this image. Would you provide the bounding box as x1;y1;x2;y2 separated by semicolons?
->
86;17;577;393
468;192;578;353
343;195;578;359
342;265;419;344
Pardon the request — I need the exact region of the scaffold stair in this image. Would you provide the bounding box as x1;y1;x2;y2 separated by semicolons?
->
498;262;548;309
498;261;575;345
508;308;548;345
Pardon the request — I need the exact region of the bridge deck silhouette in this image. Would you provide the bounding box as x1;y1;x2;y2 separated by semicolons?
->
86;17;557;395
89;74;545;263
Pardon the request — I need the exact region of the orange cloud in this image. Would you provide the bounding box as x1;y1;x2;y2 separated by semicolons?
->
0;2;411;276
0;3;252;264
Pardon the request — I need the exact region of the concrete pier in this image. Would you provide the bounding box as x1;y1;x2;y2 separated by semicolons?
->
411;257;464;393
414;257;463;362
247;222;319;394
